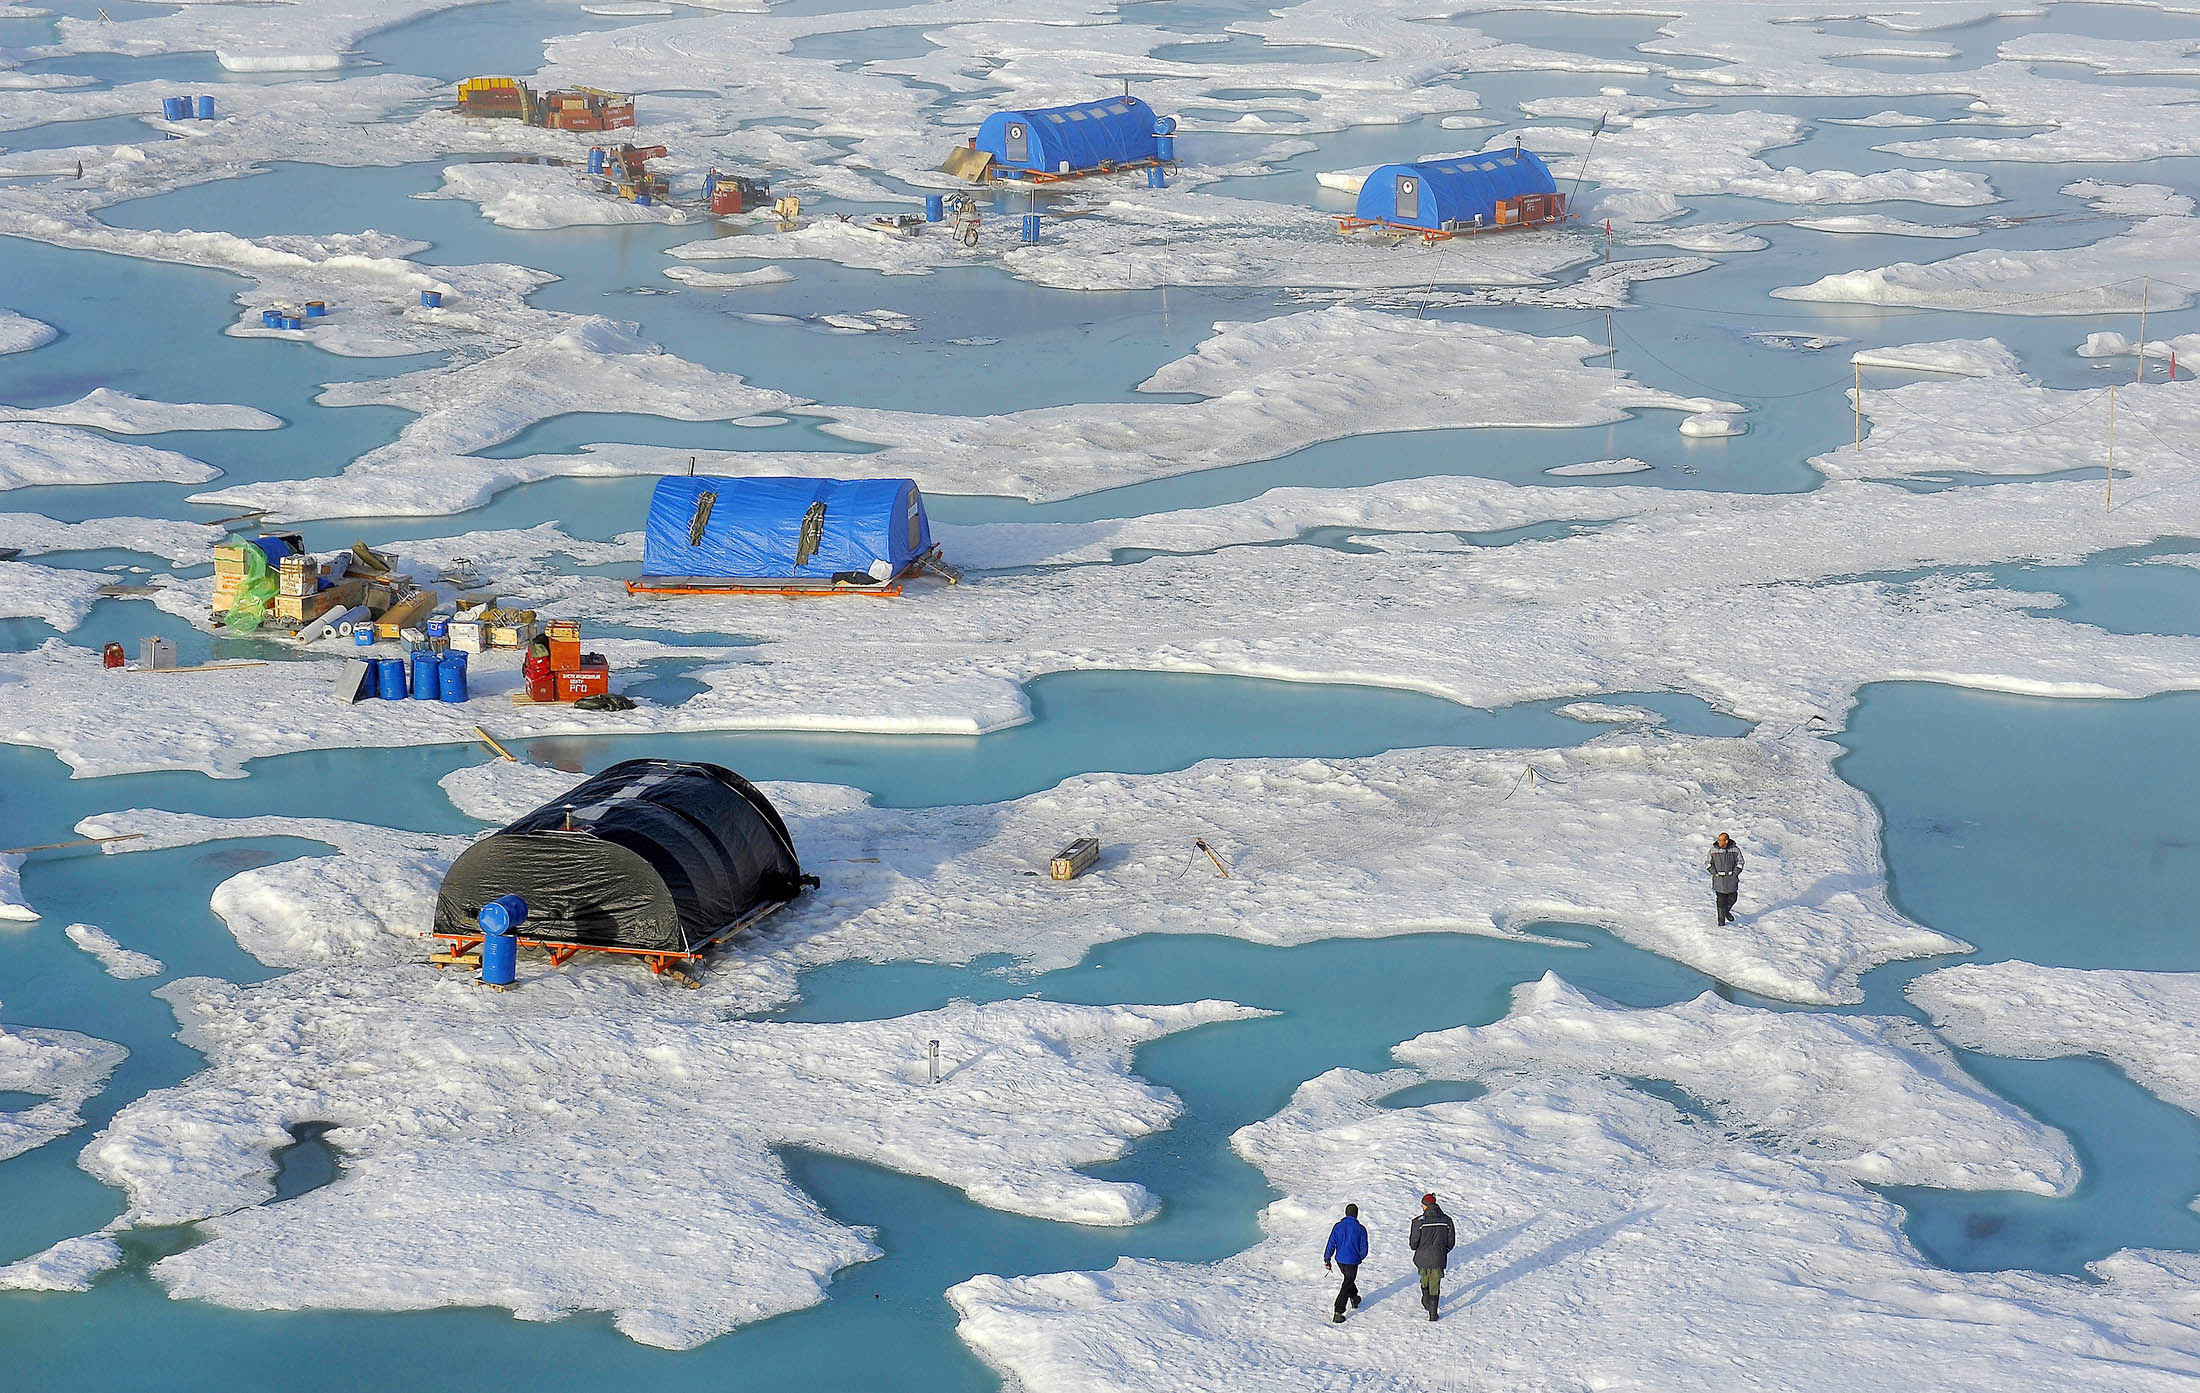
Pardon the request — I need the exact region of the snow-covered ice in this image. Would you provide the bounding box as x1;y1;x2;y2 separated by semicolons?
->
0;1007;125;1162
0;389;280;435
71;969;1253;1346
0;308;56;355
63;922;163;980
950;1067;2200;1393
0;424;219;490
1397;973;2075;1192
1913;964;2200;1119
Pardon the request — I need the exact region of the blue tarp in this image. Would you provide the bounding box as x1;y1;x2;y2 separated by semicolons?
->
1353;150;1559;230
976;96;1162;174
641;476;932;583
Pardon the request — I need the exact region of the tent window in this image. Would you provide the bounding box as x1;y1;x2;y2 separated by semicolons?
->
795;500;827;567
1046;112;1067;122
907;498;922;551
1111;100;1132;113
1068;109;1087;120
687;490;717;545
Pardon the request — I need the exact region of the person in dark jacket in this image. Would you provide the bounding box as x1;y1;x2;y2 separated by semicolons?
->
1322;1203;1369;1323
1408;1194;1455;1321
1707;832;1745;926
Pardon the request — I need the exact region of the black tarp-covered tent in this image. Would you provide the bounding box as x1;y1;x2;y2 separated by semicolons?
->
434;759;812;953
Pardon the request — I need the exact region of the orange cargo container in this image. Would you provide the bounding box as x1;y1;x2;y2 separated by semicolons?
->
555;667;609;701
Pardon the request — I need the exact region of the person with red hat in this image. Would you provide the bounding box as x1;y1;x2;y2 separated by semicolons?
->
1409;1193;1455;1321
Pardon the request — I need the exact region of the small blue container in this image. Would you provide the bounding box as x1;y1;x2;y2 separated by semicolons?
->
260;309;281;327
438;651;469;703
587;147;605;174
420;289;442;308
1155;133;1175;162
196;95;214;120
478;894;527;935
280;316;302;330
635;193;652;207
410;649;439;700
304;300;326;318
924;194;943;222
1021;213;1040;244
1153;115;1176;136
479;931;516;985
353;628;374;648
375;656;406;700
1147;165;1166;189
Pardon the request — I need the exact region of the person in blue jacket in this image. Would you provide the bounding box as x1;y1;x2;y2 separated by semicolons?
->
1323;1202;1369;1323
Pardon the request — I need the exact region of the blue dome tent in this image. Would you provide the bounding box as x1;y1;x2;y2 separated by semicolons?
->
1345;148;1568;239
954;96;1175;181
629;476;943;596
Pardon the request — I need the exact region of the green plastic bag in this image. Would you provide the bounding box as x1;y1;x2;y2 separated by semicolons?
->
225;577;277;632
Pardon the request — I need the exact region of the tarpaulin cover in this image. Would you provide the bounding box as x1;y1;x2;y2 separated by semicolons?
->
639;476;932;584
433;759;809;952
977;96;1161;174
1354;150;1559;230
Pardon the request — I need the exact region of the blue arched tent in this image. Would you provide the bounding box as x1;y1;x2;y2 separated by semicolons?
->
976;96;1164;175
1353;150;1562;231
635;477;934;592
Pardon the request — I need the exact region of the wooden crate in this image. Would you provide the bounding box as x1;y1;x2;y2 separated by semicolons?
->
1049;837;1100;881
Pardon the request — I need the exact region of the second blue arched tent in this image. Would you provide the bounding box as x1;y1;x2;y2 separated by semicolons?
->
975;96;1169;177
1351;149;1566;233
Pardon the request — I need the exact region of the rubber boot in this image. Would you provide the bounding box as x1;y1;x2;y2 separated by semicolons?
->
1332;1311;1345;1324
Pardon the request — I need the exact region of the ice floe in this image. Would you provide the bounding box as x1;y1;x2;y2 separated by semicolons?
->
1776;208;2200;314
0;853;32;921
428;162;692;231
63;922;164;980
0;556;108;629
1913;964;2200;1118
0;389;280;435
1397;973;2075;1192
71;970;1252;1345
950;1066;2200;1393
0;512;220;566
0;308;56;355
1852;337;2021;377
0;1008;125;1162
1539;111;1997;207
0;423;218;490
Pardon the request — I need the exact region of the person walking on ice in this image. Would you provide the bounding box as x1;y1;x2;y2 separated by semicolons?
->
1323;1202;1368;1323
1409;1193;1455;1321
1707;831;1744;926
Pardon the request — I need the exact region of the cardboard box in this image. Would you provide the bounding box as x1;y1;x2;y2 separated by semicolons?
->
488;618;539;650
373;589;437;641
275;590;341;622
555;668;609;702
278;555;319;597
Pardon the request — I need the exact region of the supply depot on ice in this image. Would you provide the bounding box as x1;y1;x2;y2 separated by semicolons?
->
433;759;819;987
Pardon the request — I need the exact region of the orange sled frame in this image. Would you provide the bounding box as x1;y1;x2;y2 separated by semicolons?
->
433;900;785;985
1336;209;1573;246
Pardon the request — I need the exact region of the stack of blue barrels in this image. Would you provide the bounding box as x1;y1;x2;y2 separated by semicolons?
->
160;96;216;120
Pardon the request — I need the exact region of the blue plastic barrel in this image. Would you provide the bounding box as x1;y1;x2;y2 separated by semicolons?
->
304;300;326;318
260;309;281;327
588;147;605;174
924;194;943;222
478;921;518;985
1154;115;1176;136
375;656;406;700
478;894;527;935
1155;133;1175;162
280;316;301;330
196;95;214;120
1021;213;1040;244
1147;165;1166;189
160;97;183;121
438;651;469;703
420;289;442;308
410;649;438;700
